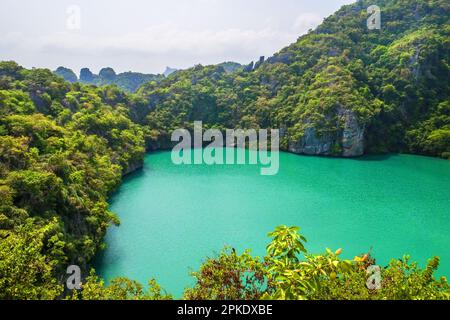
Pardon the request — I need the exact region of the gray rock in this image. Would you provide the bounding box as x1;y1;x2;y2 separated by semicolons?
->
288;127;334;155
163;67;178;77
80;68;95;82
99;67;117;81
54;66;78;83
340;109;364;157
243;61;254;72
288;109;364;157
267;52;292;65
123;159;144;176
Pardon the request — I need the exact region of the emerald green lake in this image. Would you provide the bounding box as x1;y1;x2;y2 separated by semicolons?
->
97;149;450;297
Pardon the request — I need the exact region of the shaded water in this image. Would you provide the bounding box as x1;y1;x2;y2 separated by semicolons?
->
97;149;450;296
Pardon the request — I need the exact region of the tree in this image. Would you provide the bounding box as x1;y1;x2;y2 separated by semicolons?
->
0;218;64;299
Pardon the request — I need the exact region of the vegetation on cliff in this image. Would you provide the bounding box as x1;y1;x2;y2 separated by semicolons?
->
73;226;450;300
136;0;449;158
0;61;145;299
0;0;449;300
55;66;164;93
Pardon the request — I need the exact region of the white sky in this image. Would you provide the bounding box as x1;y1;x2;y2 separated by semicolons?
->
0;0;355;74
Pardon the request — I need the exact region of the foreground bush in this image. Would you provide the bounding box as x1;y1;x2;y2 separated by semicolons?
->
184;226;450;300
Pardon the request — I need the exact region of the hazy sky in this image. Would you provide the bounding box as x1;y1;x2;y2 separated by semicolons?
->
0;0;355;74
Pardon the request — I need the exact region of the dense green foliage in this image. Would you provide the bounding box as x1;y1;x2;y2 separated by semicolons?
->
135;0;449;158
0;0;449;300
66;226;450;300
184;226;450;300
68;272;172;300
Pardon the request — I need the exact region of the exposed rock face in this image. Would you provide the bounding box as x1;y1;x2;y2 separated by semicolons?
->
340;109;364;157
288;109;364;157
163;67;178;77
288;127;334;155
99;67;117;81
254;56;265;69
218;62;243;73
267;52;292;65
243;61;254;72
80;68;95;83
122;159;144;176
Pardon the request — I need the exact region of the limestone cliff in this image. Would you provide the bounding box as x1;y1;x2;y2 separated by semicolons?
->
288;109;364;157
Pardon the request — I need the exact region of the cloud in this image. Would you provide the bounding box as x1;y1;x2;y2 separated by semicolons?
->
0;0;352;73
39;24;297;57
293;13;323;33
1;23;303;71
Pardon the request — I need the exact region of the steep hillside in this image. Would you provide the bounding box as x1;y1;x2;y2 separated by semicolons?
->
136;0;449;159
55;67;164;92
0;62;146;298
0;0;449;300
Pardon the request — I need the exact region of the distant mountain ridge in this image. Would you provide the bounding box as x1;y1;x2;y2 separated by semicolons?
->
163;67;178;77
55;62;243;92
54;66;164;92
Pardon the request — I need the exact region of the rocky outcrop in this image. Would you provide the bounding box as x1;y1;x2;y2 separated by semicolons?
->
80;67;96;83
54;66;78;83
217;62;243;73
267;52;292;65
254;56;265;69
243;61;254;72
99;67;117;81
163;67;178;77
288;127;334;155
122;159;144;176
288;109;364;157
340;109;364;157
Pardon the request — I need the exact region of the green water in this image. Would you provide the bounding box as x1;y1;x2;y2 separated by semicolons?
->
97;149;450;297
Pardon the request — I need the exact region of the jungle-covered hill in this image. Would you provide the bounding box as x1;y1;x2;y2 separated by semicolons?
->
0;0;449;299
54;66;165;93
136;0;449;159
